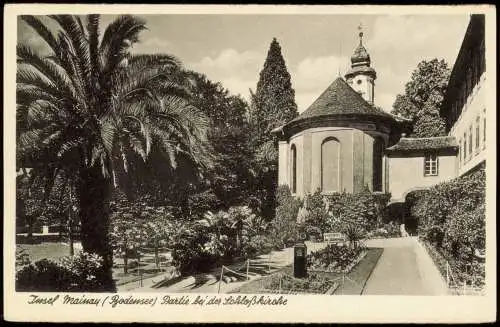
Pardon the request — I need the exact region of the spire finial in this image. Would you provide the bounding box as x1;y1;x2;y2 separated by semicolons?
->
357;22;364;44
337;37;343;77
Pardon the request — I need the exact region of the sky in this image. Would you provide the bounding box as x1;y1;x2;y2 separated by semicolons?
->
17;14;470;113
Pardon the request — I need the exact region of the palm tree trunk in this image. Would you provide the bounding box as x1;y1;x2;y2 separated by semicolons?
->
78;167;115;292
27;215;34;242
68;188;74;256
68;221;74;256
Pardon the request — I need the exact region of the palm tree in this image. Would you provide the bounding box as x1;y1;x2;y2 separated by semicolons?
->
17;14;212;291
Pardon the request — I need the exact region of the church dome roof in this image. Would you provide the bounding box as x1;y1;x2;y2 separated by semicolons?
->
284;77;394;126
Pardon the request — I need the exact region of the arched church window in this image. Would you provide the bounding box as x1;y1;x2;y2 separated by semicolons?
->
373;137;384;192
321;138;340;193
290;144;297;194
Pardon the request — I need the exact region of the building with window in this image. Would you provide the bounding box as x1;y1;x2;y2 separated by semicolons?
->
440;14;486;176
273;14;486;204
385;14;486;202
384;136;458;201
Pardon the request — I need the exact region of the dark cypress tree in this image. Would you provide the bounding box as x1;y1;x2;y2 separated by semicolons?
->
250;38;298;220
252;38;298;144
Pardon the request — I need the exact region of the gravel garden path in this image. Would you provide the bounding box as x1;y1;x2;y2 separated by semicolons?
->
362;237;430;295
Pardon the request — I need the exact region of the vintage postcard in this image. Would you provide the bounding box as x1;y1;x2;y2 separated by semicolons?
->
3;4;497;323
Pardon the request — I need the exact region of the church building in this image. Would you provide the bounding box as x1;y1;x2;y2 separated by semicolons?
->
272;14;486;204
272;28;406;197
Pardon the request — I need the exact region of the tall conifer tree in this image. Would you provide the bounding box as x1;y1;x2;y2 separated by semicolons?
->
250;38;298;219
252;38;298;144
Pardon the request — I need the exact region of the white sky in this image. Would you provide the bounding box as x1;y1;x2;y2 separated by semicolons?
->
18;14;470;113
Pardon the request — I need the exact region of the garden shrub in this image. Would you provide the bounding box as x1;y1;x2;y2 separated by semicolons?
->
16;251;104;292
171;224;217;275
408;166;485;287
425;225;445;248
240;234;274;259
270;185;302;248
171;205;273;275
324;188;391;247
303;189;329;240
16;248;31;267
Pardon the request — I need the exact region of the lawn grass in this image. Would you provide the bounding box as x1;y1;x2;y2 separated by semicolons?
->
333;247;383;295
17;242;76;263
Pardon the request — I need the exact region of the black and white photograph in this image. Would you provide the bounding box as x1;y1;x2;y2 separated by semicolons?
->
3;4;496;323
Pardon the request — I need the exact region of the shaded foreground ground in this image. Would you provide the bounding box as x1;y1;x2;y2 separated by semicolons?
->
17;237;443;295
230;247;383;295
145;237;440;295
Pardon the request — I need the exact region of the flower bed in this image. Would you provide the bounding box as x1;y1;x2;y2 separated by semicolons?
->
307;244;365;273
230;265;335;294
261;271;334;294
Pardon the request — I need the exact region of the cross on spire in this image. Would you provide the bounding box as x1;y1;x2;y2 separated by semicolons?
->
357;22;364;44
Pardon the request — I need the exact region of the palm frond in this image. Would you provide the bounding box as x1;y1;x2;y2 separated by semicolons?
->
48;15;91;84
128;132;147;161
56;137;85;158
99;15;147;77
17;84;60;106
55;31;88;110
17;44;79;101
20;15;59;53
87;14;100;90
100;119;117;155
128;54;182;70
25;99;60;126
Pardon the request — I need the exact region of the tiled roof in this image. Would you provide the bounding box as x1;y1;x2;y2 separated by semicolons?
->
385;136;458;152
288;77;394;124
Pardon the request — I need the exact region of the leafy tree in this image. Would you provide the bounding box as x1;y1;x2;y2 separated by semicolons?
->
17;15;211;290
16;168;78;247
109;192;181;273
186;72;256;213
391;59;450;137
142;211;180;269
109;211;145;275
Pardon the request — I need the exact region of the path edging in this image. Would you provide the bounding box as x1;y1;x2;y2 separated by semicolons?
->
411;237;449;295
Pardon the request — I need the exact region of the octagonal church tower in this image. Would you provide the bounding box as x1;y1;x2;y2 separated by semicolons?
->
272;29;403;197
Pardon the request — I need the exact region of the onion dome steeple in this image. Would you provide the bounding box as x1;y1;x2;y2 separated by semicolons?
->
345;23;377;104
351;27;371;67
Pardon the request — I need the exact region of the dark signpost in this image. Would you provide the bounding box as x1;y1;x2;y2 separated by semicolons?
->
293;243;307;278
